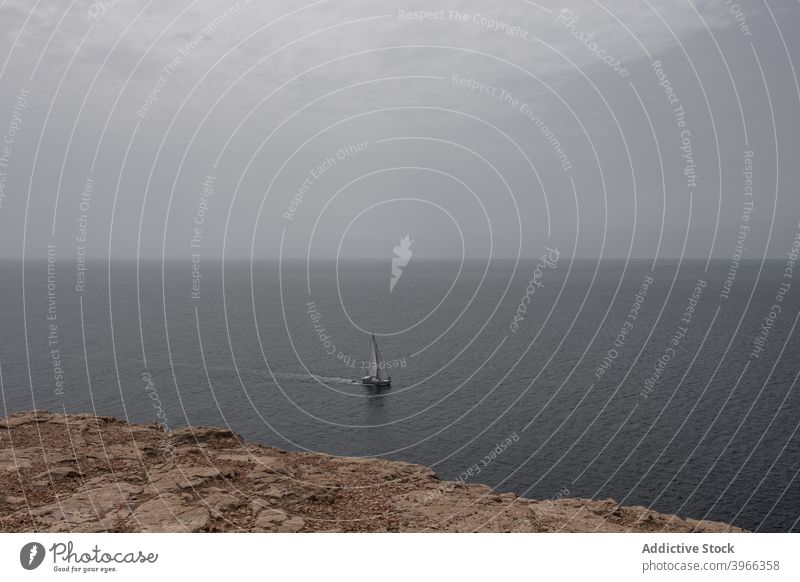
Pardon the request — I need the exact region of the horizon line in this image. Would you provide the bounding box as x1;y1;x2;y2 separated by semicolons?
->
0;257;791;262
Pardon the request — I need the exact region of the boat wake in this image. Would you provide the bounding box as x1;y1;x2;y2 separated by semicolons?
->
118;358;358;386
272;372;357;385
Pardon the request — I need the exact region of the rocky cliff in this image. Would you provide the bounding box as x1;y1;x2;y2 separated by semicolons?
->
0;411;744;533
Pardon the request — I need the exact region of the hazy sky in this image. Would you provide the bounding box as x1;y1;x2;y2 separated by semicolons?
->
0;0;797;259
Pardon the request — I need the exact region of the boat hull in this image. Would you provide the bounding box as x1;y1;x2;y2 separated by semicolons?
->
361;376;391;387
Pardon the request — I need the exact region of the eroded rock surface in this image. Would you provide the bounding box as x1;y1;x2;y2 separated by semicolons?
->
0;411;746;533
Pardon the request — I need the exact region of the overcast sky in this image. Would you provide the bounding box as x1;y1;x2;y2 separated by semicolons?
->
0;0;798;259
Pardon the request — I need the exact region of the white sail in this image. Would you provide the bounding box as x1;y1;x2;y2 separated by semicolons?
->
368;334;379;378
373;335;389;381
362;333;391;386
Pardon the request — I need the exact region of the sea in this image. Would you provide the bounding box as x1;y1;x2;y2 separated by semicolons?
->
1;258;798;532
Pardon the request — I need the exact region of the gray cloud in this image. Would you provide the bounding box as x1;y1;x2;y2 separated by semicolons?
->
0;0;797;260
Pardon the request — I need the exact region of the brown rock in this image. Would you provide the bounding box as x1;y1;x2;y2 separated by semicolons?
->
170;426;240;446
251;474;280;487
149;466;224;493
28;483;142;531
246;457;291;477
0;411;749;533
0;448;40;472
34;466;81;481
205;492;242;512
255;508;287;528
260;486;285;499
0;412;50;429
278;516;305;532
129;494;211;532
249;499;269;513
303;487;338;503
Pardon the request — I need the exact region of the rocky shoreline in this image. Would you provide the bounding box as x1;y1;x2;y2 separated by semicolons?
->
0;411;744;533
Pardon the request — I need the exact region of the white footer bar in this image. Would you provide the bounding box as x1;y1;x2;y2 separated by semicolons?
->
1;533;797;581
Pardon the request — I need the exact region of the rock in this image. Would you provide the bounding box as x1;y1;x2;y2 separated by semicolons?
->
148;466;224;493
0;448;39;472
278;516;305;532
205;492;242;512
103;444;148;461
298;463;325;476
216;453;252;463
46;454;78;465
249;499;270;513
250;474;280;487
255;508;287;528
173;506;211;532
34;466;81;481
170;427;240;446
245;456;291;477
260;486;285;499
0;411;749;534
129;494;211;532
81;510;131;533
636;512;656;525
29;483;142;531
257;458;292;475
178;467;224;489
0;412;50;429
303;487;338;503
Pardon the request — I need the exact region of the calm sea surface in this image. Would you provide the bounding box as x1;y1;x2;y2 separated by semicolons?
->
1;259;798;531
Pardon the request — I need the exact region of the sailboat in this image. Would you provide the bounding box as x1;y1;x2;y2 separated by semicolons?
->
361;333;391;387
